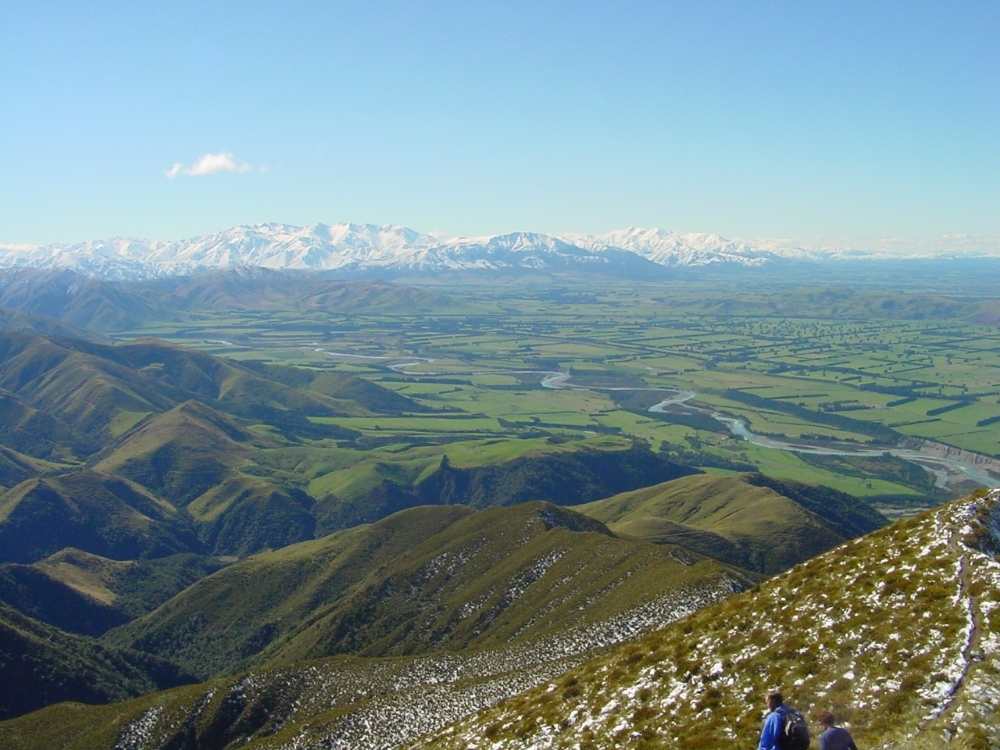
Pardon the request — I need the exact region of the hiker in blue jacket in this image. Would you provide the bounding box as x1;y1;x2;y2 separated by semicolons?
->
758;690;789;750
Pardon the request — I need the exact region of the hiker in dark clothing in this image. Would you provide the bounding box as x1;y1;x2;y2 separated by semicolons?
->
758;690;810;750
818;711;858;750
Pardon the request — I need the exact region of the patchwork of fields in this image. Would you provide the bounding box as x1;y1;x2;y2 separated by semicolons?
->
117;282;1000;514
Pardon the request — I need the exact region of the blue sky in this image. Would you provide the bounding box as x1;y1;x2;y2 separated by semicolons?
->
2;1;998;249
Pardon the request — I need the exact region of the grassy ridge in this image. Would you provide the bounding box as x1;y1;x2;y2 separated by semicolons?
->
421;490;1000;750
576;474;886;573
315;444;696;531
105;501;743;679
0;491;970;749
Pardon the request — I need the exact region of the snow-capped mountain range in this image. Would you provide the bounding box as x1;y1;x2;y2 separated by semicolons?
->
567;227;788;267
0;223;990;280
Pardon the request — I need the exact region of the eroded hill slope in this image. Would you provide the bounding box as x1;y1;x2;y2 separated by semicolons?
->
105;502;749;678
0;504;748;748
422;489;1000;750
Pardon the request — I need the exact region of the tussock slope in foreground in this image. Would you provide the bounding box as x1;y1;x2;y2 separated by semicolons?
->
421;489;1000;750
0;503;747;749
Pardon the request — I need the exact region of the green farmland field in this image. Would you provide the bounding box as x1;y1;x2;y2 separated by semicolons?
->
115;280;1000;515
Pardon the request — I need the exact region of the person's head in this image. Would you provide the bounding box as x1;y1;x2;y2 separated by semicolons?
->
818;711;835;728
766;690;783;711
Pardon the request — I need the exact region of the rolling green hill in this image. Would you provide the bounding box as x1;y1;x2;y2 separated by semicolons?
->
576;473;886;573
0;331;423;454
90;402;319;554
93;401;258;507
0;270;156;331
0;334;174;442
0;330;443;557
315;445;697;531
0;306;99;340
0;467;320;562
0;389;97;460
105;501;750;679
0;445;57;492
185;475;318;555
421;489;1000;750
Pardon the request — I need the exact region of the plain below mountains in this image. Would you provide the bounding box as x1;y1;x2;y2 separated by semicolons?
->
4;264;998;343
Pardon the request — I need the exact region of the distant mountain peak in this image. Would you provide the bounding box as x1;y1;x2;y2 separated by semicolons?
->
563;227;780;267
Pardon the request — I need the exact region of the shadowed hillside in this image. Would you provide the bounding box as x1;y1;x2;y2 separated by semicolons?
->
0;445;61;491
0;550;226;636
0;604;192;721
316;446;697;531
0;472;197;564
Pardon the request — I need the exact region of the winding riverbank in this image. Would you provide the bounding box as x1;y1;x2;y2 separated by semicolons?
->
313;348;998;493
647;391;998;492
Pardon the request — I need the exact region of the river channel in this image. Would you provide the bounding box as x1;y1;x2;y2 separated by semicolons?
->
313;348;998;493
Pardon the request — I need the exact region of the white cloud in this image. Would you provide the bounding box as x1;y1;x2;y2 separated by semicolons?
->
165;152;256;178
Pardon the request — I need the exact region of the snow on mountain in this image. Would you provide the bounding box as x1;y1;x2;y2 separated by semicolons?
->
0;225;666;279
142;222;439;272
404;232;655;272
564;227;779;267
5;222;988;280
0;224;436;279
0;238;171;280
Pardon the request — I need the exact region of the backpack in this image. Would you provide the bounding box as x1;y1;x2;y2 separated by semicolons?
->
780;707;810;750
